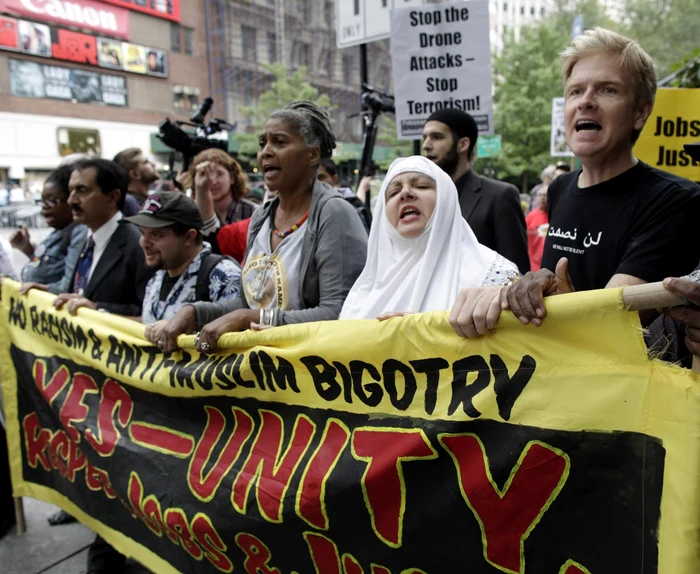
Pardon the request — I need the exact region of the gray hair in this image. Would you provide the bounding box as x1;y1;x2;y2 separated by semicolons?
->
267;101;336;160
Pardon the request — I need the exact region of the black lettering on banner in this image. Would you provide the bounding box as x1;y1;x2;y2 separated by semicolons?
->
350;360;383;407
382;359;417;411
191;355;215;391
106;335;123;373
333;361;353;404
410;358;450;415
249;352;266;391
232;353;256;389
301;355;341;401
214;354;237;390
448;355;490;417
88;329;103;361
8;297;27;329
258;351;299;393
490;354;537;421
138;347;161;381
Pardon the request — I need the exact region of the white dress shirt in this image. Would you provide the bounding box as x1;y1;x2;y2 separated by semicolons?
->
87;211;123;281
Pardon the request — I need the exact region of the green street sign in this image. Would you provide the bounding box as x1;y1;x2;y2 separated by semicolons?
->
477;135;502;158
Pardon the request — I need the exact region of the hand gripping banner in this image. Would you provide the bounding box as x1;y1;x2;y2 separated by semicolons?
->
2;279;700;573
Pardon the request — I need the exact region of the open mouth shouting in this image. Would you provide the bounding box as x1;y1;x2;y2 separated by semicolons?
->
575;119;602;134
399;204;421;223
262;164;280;178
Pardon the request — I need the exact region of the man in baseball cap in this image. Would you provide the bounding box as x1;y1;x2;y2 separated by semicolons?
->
122;192;241;346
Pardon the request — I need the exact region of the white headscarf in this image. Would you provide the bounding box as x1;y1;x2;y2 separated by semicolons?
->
340;156;518;320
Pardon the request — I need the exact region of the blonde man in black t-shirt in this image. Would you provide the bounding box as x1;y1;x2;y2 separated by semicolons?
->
450;27;700;336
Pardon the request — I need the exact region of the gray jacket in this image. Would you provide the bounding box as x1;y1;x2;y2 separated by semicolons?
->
192;179;368;328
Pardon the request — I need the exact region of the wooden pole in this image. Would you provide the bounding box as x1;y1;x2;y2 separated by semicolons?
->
14;497;25;535
622;282;700;373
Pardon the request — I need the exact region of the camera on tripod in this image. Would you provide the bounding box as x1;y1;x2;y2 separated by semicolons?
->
157;97;236;170
361;84;395;115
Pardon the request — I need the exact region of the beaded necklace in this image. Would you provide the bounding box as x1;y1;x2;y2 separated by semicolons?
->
273;210;309;239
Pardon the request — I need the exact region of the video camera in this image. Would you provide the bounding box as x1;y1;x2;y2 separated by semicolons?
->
157;97;236;171
361;84;395;115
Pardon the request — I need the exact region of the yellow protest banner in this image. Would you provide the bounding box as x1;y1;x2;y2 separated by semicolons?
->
635;87;700;181
2;279;700;573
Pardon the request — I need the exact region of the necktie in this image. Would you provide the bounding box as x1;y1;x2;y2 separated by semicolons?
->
73;237;95;295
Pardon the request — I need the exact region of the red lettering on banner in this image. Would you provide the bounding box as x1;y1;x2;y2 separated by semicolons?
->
127;471;175;541
48;429;69;477
343;554;363;574
85;461;116;499
296;418;350;530
66;439;86;482
439;434;569;574
165;507;203;560
235;533;281;574
232;411;315;522
59;373;98;442
351;428;438;548
304;532;341;573
129;422;194;458
84;379;133;456
191;513;234;573
559;559;591;574
372;567;391;574
34;360;70;404
188;406;254;502
23;413;51;470
51;28;97;65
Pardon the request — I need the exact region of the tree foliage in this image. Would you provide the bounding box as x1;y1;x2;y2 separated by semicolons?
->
478;21;569;190
234;63;331;160
622;0;699;78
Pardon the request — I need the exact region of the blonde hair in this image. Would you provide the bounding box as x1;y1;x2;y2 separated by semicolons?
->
561;27;657;107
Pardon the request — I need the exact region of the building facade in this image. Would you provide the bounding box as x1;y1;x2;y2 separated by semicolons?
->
0;0;211;188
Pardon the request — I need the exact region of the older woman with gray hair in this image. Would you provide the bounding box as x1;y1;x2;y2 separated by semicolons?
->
159;101;368;353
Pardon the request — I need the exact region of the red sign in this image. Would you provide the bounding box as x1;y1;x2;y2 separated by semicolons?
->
0;0;130;39
0;16;20;50
98;0;180;23
50;27;97;65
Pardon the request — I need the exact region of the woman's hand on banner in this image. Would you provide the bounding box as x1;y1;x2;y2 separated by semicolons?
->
145;320;169;350
54;293;97;315
450;286;505;338
661;277;700;356
502;257;573;326
377;312;411;321
161;306;197;354
19;282;49;295
195;309;259;354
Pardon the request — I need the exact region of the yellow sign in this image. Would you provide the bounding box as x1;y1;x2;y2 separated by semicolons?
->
2;280;700;573
635;88;700;181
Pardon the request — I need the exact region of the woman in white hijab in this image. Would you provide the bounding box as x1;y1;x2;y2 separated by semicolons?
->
339;156;520;336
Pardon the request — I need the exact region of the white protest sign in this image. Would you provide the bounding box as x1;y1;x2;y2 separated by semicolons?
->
336;0;426;49
551;97;574;157
390;0;493;140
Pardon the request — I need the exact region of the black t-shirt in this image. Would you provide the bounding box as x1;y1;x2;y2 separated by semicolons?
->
541;162;700;291
159;273;180;302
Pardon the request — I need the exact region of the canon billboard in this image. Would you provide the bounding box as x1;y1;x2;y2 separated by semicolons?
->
0;0;130;39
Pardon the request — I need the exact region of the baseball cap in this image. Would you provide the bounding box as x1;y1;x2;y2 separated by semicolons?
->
122;191;204;230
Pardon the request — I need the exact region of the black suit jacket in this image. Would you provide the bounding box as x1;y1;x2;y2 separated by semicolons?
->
70;221;151;316
455;169;530;273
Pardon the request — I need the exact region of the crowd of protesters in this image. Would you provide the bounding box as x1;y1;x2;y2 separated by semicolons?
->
2;27;700;573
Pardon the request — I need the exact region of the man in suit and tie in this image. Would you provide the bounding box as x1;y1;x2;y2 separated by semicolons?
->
48;158;151;573
52;158;151;318
422;108;530;273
